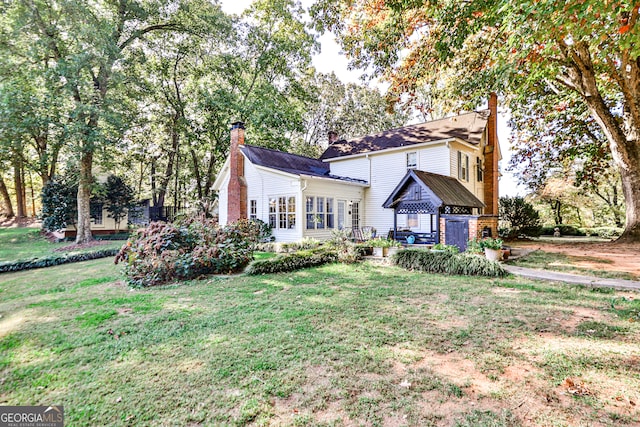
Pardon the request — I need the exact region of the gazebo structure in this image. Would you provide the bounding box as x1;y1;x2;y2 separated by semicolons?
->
382;170;487;251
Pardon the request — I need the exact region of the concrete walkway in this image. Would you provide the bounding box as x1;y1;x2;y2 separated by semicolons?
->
503;265;640;292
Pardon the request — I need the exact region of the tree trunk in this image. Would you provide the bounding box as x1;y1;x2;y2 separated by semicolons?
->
190;148;203;200
156;114;179;208
618;166;640;242
0;176;14;218
75;150;94;243
13;159;26;218
151;159;158;207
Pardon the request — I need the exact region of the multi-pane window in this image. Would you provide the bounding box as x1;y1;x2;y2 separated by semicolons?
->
476;157;483;182
351;202;360;229
306;196;334;230
269;198;277;228
269;196;295;229
407;152;417;169
458;151;469;182
249;200;257;220
92;203;103;225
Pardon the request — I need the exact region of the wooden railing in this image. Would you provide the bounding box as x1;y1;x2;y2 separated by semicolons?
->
389;230;437;245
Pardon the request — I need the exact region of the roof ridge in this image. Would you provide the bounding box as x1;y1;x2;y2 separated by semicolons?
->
242;144;322;162
347;109;486;141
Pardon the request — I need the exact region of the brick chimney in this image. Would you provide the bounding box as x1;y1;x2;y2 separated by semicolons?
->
227;121;247;223
483;93;499;216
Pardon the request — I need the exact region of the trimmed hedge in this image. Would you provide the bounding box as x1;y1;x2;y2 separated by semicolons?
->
540;224;586;236
0;249;119;273
581;227;623;239
94;233;131;241
246;250;339;275
391;249;508;277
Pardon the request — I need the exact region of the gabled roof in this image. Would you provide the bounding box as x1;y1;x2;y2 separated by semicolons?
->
241;145;368;184
320;110;490;160
383;170;484;209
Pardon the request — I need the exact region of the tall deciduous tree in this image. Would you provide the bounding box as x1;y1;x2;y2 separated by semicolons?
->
312;0;640;242
2;0;218;242
291;72;407;157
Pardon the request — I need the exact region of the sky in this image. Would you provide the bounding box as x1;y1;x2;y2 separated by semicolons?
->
219;0;527;197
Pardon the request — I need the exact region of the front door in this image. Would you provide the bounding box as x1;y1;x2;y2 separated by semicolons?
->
445;219;468;252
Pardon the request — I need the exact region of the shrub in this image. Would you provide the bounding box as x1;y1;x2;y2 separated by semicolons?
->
580;227;623;239
103;175;135;232
466;238;484;254
0;249;118;273
432;243;459;253
326;229;364;263
499;196;542;238
41;175;78;232
392;249;508;277
115;218;261;287
246;249;338;275
540;224;586;236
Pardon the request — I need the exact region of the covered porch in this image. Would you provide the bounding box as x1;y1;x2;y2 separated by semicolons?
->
382;170;485;250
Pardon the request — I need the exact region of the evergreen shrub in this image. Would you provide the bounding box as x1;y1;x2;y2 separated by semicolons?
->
246;249;338;275
391;249;508;277
0;249;119;273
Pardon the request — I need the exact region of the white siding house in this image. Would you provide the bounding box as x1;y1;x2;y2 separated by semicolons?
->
214;94;501;249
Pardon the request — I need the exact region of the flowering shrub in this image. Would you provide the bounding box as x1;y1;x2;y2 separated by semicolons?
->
115;218;262;287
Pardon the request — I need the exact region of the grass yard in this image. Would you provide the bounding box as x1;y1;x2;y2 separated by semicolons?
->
1;258;639;426
0;227;123;263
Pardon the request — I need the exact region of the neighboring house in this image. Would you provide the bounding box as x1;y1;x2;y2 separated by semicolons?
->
57;203;126;239
213;94;501;250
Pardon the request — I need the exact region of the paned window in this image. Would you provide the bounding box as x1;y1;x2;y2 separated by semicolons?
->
476;157;483;182
407;152;417;169
306;196;334;230
458;151;469;182
249;200;257;220
270;196;295;229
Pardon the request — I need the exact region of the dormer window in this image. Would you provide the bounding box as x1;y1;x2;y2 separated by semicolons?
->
407;152;417;169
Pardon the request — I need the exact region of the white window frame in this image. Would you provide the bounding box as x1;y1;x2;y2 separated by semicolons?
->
407;151;417;169
458;151;469;182
269;196;295;229
306;196;334;230
249;199;257;220
476;157;483;182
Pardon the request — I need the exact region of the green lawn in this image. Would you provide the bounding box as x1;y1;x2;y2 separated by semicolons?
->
0;227;123;263
1;258;639;426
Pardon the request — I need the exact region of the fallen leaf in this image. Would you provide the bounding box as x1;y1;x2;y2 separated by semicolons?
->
399;379;411;389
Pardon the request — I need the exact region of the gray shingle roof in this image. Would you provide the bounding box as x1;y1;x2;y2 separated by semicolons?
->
241;145;367;184
320;110;489;160
413;170;484;208
383;170;484;209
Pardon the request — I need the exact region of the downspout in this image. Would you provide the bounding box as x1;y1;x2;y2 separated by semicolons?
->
300;179;308;238
366;153;371;227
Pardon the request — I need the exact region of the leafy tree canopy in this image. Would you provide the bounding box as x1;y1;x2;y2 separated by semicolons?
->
311;0;640;241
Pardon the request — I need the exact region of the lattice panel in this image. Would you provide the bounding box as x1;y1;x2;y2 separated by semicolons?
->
397;201;437;214
441;206;472;215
